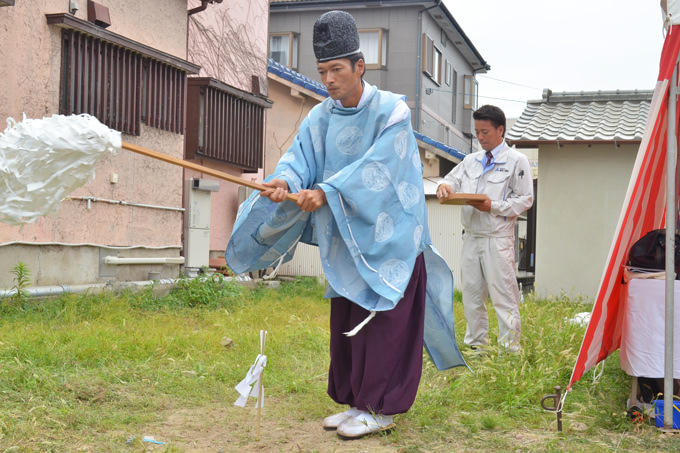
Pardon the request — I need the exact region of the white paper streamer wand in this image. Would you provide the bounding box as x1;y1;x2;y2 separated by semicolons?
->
234;330;267;439
0;114;299;225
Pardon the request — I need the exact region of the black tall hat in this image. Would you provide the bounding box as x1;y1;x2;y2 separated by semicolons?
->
313;10;361;62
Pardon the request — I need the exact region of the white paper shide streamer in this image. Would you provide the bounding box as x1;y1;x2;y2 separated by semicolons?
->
0;114;122;224
234;330;267;408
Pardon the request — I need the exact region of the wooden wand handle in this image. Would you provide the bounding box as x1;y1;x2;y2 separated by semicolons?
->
121;141;298;202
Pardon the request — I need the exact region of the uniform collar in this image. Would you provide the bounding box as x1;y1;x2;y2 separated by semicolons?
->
487;141;505;159
476;141;507;169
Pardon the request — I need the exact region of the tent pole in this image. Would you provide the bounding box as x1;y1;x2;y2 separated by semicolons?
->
664;59;679;430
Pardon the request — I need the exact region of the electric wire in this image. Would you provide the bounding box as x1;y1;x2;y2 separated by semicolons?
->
425;87;534;104
477;75;542;90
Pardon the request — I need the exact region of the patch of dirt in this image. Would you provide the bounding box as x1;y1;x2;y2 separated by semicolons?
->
137;405;401;452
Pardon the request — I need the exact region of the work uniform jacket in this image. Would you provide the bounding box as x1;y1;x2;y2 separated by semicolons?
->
442;142;533;237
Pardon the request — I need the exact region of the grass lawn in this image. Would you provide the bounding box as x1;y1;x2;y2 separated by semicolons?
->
0;275;678;452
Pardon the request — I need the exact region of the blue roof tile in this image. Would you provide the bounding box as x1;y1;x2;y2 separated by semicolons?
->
268;58;328;96
413;131;465;161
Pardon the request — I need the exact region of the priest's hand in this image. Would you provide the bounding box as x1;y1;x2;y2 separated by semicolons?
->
260;179;290;203
296;188;326;212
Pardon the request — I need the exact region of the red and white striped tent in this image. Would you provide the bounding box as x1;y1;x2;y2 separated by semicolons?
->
567;1;680;426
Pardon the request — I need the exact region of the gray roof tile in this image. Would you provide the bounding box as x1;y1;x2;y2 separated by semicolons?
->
507;89;653;146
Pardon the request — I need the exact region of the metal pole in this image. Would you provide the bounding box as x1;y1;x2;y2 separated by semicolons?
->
664;60;678;430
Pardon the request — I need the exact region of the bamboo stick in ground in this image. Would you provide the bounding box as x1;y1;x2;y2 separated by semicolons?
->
256;330;267;440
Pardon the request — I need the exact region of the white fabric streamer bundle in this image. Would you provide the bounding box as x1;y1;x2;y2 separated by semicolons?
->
0;114;122;224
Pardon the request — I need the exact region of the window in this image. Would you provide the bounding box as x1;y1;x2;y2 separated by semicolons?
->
269;33;299;69
464;74;478;110
143;59;187;133
433;47;442;85
359;29;387;69
186;78;272;171
59;29;189;135
421;34;442;85
445;60;452;86
422;35;433;76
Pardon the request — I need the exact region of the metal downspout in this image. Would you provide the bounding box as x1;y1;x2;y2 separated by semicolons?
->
415;0;441;133
188;0;223;16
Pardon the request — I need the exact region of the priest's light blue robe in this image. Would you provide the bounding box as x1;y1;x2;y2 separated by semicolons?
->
226;85;466;371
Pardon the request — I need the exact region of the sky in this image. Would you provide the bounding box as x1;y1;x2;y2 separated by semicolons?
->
443;0;666;118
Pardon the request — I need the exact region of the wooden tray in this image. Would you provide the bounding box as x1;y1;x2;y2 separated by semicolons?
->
439;193;489;205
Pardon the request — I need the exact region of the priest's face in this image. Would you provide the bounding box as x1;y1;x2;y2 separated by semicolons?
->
317;58;365;108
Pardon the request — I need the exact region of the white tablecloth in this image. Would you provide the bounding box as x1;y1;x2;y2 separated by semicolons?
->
619;278;680;378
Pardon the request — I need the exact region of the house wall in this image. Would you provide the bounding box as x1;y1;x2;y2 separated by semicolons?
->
0;0;188;119
0;1;188;288
268;10;316;78
187;0;270;256
264;76;325;176
535;143;638;300
418;11;475;153
356;5;420;102
188;0;268;92
268;5;476;154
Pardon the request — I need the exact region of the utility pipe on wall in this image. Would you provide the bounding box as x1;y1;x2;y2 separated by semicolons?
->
0;279;181;299
69;196;184;212
104;256;185;265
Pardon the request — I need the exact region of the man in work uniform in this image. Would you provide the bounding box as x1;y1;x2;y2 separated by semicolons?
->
437;104;533;353
227;10;466;438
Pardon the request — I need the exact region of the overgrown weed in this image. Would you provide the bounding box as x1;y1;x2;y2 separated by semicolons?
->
128;273;244;311
2;261;32;309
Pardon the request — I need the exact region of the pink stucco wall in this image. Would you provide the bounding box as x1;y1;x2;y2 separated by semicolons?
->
186;0;269;255
1;0;188;119
265;76;326;176
0;126;185;247
0;1;270;285
187;0;269;92
0;1;189;249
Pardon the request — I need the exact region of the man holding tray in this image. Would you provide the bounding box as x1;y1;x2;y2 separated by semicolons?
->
437;105;533;353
